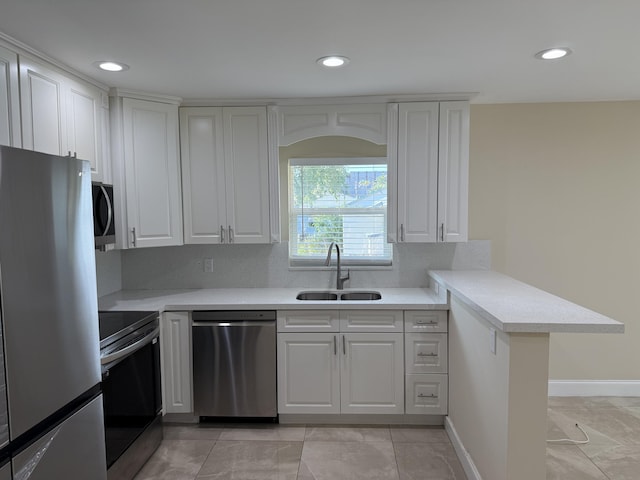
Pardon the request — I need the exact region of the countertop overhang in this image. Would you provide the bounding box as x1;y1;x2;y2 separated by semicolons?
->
429;270;624;334
98;287;447;312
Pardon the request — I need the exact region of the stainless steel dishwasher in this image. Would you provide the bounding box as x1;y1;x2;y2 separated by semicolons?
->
192;310;277;418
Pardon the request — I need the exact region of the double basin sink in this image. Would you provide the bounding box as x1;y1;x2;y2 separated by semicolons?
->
296;290;382;301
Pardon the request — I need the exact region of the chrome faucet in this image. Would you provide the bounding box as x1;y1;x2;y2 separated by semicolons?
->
325;242;350;290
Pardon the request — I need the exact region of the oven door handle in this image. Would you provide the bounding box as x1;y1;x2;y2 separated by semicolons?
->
101;327;160;366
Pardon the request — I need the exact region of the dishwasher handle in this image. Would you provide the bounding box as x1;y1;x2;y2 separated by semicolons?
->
192;320;275;328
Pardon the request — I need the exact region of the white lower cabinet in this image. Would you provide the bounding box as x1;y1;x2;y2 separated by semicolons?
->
277;333;340;414
341;333;404;414
404;310;449;415
277;310;404;415
161;312;193;414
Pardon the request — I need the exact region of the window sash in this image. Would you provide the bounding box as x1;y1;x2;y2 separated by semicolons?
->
288;157;391;266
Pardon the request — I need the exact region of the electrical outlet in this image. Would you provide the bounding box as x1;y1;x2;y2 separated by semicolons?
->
489;327;497;354
203;258;214;273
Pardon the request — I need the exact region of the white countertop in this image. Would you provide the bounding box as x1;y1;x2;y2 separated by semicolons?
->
429;270;624;334
98;287;447;312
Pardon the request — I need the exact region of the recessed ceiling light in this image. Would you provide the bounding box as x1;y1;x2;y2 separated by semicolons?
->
535;48;572;60
94;61;130;72
317;56;350;68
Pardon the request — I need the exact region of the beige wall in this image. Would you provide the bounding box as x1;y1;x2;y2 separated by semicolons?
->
469;102;640;380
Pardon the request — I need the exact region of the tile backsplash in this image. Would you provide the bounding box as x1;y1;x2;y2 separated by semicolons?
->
96;240;490;293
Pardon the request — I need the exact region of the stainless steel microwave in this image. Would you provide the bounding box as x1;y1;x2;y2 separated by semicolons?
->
92;182;116;250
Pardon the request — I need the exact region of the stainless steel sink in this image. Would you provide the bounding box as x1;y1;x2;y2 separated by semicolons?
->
340;291;382;301
296;291;338;301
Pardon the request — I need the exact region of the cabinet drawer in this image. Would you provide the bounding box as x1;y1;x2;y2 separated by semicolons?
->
339;310;403;332
404;310;447;333
405;333;448;374
277;310;339;332
405;374;448;415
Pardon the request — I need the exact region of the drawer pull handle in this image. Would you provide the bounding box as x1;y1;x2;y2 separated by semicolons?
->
416;321;438;325
417;352;438;357
418;393;438;399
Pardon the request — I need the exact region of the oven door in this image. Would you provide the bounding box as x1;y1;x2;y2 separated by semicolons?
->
101;325;161;469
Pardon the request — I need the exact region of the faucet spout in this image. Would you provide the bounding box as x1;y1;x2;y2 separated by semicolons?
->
325;242;350;290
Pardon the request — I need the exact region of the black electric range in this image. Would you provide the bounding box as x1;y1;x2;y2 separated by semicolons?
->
98;310;163;479
98;310;158;349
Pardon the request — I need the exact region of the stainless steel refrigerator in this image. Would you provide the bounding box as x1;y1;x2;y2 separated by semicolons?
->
0;145;107;479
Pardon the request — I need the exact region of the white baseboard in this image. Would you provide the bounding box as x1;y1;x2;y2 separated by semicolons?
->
548;380;640;397
444;417;482;480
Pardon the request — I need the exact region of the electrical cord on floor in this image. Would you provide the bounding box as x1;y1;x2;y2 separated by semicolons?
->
547;423;590;445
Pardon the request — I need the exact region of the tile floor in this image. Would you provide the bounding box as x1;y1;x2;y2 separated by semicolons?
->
133;397;640;480
546;396;640;479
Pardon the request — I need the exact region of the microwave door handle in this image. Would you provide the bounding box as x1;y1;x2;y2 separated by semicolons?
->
99;184;113;237
101;327;160;367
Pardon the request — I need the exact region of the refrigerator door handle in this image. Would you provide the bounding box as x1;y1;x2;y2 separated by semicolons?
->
101;327;159;367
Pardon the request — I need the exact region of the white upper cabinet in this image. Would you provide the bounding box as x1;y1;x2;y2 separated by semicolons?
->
397;102;440;243
0;44;20;147
120;96;183;248
277;104;387;146
20;56;66;156
180;106;270;244
394;101;469;243
66;79;107;181
438;101;470;242
19;54;107;180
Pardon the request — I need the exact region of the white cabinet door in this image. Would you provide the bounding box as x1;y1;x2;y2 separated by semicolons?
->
341;333;404;414
66;79;105;181
397;102;439;243
123;97;182;248
19;57;66;156
0;45;20;147
180;106;270;244
161;312;193;414
180;107;226;243
223;106;270;243
438;101;469;243
277;333;340;414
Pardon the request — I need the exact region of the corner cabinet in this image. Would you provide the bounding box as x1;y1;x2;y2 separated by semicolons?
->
394;101;469;243
19;54;107;180
160;312;193;414
0;44;20;147
111;93;183;249
180;106;271;244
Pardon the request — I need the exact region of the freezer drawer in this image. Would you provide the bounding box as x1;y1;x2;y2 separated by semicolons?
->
0;462;10;480
12;395;107;480
192;311;277;417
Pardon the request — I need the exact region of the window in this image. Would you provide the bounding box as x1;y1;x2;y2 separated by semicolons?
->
288;157;392;266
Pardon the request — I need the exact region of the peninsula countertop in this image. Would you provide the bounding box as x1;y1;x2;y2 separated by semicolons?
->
98;287;447;312
428;269;624;334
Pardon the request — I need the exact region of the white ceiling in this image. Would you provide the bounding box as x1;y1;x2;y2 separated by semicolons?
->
1;0;639;104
